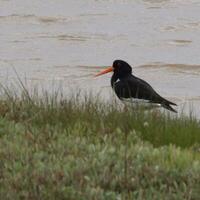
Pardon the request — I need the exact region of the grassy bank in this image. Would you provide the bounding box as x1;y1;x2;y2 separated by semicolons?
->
0;88;200;199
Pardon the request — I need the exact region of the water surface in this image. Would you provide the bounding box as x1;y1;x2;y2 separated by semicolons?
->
0;0;200;115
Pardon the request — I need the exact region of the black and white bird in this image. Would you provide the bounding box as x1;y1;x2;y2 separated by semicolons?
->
95;60;177;113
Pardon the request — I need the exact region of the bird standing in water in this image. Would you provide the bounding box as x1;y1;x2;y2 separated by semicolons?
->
95;60;177;113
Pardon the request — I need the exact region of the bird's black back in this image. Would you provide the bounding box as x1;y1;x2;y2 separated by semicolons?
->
113;74;173;105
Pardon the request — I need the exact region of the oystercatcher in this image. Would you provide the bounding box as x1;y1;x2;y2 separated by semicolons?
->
95;60;177;113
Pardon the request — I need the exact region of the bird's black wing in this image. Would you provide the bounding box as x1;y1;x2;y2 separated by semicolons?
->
113;75;176;106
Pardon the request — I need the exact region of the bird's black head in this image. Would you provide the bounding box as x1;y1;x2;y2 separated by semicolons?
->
112;60;132;79
95;59;132;81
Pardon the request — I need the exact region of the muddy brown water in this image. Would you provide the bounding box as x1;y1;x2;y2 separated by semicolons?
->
0;0;200;116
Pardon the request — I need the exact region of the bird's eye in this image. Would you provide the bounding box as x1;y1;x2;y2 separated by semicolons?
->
117;63;121;68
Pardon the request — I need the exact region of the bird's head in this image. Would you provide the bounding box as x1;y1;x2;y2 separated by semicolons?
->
95;60;132;78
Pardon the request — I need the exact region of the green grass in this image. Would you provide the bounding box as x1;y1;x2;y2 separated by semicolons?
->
0;87;200;200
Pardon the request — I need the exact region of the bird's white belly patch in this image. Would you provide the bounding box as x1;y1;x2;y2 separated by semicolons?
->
120;98;161;108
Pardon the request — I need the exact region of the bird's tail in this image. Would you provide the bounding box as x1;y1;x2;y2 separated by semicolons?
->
162;103;177;113
165;100;177;106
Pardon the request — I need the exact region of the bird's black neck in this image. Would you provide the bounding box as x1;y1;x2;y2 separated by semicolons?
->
111;73;132;88
111;73;118;88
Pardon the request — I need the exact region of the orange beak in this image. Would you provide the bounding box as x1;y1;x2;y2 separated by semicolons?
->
95;66;113;77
